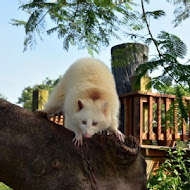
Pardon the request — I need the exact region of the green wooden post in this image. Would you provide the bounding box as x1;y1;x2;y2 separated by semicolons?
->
32;90;49;112
130;75;152;92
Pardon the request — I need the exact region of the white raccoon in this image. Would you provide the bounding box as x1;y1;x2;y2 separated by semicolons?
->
43;57;125;146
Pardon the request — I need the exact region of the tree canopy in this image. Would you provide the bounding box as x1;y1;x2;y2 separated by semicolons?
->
13;0;190;118
12;0;141;55
11;0;190;53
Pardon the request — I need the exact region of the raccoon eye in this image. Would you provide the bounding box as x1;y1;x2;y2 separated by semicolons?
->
82;120;87;125
92;121;98;126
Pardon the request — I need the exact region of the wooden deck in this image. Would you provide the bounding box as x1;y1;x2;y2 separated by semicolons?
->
48;90;190;147
120;91;190;147
48;90;190;148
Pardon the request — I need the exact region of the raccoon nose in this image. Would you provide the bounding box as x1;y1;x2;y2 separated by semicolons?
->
83;133;91;139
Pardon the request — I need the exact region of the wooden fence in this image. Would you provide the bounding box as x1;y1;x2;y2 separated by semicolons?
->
34;90;190;147
120;91;190;147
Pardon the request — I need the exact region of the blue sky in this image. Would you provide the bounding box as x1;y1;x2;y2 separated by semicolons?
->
0;1;190;105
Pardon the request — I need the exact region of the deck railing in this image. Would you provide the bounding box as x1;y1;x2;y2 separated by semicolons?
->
46;90;190;147
120;91;190;147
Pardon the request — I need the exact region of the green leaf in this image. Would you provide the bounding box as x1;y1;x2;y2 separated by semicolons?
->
145;10;166;19
12;1;141;54
157;31;187;59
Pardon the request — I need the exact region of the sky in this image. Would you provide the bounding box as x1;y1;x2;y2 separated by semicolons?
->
0;0;190;105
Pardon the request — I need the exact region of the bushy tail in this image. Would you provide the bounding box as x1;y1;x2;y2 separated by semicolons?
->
43;80;65;116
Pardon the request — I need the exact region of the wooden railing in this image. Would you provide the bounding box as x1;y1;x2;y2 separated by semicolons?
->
120;91;190;147
45;90;190;147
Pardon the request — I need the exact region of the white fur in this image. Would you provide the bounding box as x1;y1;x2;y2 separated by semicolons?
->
43;57;124;146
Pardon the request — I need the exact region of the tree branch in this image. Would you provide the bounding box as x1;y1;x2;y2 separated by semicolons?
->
141;0;162;58
141;0;185;89
0;99;147;190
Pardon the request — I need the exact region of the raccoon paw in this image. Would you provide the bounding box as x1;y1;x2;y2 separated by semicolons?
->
115;130;125;143
72;136;83;147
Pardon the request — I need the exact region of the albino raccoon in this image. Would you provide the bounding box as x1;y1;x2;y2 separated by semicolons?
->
43;57;125;146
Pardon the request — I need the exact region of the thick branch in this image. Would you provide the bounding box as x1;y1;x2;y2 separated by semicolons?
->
0;99;146;190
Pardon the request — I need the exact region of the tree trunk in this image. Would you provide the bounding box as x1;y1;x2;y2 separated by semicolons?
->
0;99;147;190
111;43;149;95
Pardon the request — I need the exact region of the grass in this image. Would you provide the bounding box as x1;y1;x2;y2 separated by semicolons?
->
0;182;12;190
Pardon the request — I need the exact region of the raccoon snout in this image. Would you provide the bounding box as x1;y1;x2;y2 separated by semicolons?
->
83;133;91;139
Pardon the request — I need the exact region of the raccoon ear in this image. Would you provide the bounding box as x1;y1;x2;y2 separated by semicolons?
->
78;99;84;111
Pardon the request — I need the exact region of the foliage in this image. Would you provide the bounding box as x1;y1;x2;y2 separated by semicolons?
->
136;31;189;93
0;182;12;190
147;148;190;190
136;0;190;121
18;77;60;110
158;85;190;96
167;0;190;26
11;0;142;55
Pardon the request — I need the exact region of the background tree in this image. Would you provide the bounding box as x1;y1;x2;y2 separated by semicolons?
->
158;85;190;96
18;77;60;110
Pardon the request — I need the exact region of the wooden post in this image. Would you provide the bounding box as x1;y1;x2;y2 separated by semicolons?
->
125;97;132;136
131;75;152;92
165;98;171;146
111;43;149;95
132;95;143;144
182;118;187;141
32;90;49;112
143;103;148;133
157;97;162;141
148;96;153;140
173;100;178;141
182;98;188;141
189;100;190;139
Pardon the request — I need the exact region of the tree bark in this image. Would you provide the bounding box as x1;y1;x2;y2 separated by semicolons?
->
111;43;149;95
0;99;147;190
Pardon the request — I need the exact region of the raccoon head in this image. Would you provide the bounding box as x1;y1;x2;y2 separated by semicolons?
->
73;99;111;138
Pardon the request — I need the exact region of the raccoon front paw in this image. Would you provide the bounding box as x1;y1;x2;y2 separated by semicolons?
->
115;130;125;143
72;136;83;147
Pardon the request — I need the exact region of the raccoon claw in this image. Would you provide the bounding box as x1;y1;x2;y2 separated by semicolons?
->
72;137;83;147
115;131;125;143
